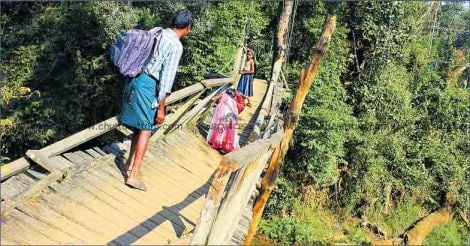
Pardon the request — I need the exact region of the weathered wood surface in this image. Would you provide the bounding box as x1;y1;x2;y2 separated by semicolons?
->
166;83;205;105
207;127;282;244
1;79;269;245
222;129;283;172
177;83;232;125
250;81;275;140
232;45;245;86
0;158;31;181
1;171;62;216
150;90;205;142
190;80;272;245
200;78;234;88
0;82;218;181
271;0;295;86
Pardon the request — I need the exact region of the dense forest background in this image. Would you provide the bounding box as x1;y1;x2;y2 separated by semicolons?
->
1;1;469;244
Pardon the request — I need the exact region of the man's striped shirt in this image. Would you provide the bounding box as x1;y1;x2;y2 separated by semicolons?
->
144;27;183;105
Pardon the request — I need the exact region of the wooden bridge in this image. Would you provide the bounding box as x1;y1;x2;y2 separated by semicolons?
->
0;46;286;245
0;11;337;243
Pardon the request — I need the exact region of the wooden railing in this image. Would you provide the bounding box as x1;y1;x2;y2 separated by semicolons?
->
190;82;284;245
0;78;234;181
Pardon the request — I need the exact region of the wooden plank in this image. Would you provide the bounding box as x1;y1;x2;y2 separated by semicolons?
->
232;46;244;86
152;140;215;178
85;148;103;159
1;170;62;215
40;116;120;157
74;150;94;163
15;190;114;243
200;78;234;88
98;162;202;220
190;158;233;245
0;81;224;182
205;123;281;244
262;84;283;138
222;128;283;172
93;147;107;155
1;219;30;245
63;152;88;165
0;233;23;245
75;170;179;238
25;168;48;180
135;155;209;204
70;174;170;239
0;215;58;244
207;149;273;244
0;157;31;181
251;82;274;140
37;189;134;242
166;83;205;104
150;90;205;142
0;175;31;200
9;209;84;244
16;173;37;186
178;84;232;126
49;156;76;169
47;179;152;240
93;167;192;235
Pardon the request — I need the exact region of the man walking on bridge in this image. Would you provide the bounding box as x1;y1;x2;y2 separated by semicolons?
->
120;9;193;191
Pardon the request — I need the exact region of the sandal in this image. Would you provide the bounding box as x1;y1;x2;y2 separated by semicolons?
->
247;102;252;108
125;179;147;191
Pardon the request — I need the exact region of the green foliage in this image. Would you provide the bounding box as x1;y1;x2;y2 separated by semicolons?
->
368;198;426;237
265;177;300;216
263;1;469;244
0;1;273;160
424;219;468;246
2;1;469;243
260;201;370;245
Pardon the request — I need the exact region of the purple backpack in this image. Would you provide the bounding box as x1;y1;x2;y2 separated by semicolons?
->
109;27;163;77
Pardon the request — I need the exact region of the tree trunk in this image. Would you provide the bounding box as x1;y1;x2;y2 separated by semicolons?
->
244;15;337;245
270;0;294;85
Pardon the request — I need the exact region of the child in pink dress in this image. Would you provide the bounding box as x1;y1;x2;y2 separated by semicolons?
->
207;89;244;153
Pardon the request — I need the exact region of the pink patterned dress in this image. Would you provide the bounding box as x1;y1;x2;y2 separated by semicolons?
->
206;93;240;153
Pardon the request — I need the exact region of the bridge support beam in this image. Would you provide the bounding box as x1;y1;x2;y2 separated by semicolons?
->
244;15;337;245
270;0;294;87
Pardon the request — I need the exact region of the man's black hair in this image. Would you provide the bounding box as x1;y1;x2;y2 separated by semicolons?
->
172;9;194;29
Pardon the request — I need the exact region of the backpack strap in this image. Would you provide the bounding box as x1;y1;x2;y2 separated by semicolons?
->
148;27;164;58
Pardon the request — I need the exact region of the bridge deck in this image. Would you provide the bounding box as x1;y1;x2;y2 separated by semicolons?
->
0;79;267;245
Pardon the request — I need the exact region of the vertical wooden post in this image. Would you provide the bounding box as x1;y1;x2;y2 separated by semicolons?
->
244;15;337;245
271;0;294;85
233;45;245;85
190;160;234;245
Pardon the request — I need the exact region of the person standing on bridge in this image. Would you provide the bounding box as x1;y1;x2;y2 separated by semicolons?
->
236;49;256;107
119;9;193;191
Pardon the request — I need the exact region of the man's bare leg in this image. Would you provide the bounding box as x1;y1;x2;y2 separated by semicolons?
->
126;130;151;189
124;133;138;177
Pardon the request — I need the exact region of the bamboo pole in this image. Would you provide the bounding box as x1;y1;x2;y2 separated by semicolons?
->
244;15;337;245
